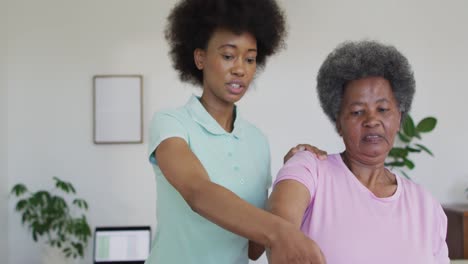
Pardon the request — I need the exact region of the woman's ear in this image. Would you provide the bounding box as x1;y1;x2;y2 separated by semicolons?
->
336;120;343;137
194;48;205;70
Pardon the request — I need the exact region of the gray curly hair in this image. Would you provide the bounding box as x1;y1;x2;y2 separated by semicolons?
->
316;40;415;126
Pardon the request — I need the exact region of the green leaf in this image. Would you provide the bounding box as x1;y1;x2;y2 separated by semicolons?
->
414;131;421;140
398;132;411;143
11;184;28;196
28;196;38;207
75;243;84;256
402;115;416;137
415;143;434;156
60;182;69;193
388;147;408;158
63;247;72;258
50;196;68;219
35;191;51;205
67;182;76;194
416;117;437;133
21;212;30;224
54;177;72;193
405;146;421;153
403;158;415;170
385;161;405;167
73;199;89;210
15;199;28;211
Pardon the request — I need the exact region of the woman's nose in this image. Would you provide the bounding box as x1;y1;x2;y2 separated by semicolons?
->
231;60;245;77
364;112;380;127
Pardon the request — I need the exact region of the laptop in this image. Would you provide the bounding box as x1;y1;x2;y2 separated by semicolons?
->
93;226;152;264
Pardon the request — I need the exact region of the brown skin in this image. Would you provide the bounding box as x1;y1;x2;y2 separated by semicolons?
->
157;28;327;263
268;76;403;263
194;28;258;131
268;180;326;263
337;76;401;197
284;144;328;164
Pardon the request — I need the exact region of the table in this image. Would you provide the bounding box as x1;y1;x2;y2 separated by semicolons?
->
444;204;468;259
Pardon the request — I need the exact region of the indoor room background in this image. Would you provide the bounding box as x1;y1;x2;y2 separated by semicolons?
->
2;0;468;263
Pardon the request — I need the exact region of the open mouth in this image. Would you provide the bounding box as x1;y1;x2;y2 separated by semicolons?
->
362;134;383;143
229;83;241;88
226;82;245;94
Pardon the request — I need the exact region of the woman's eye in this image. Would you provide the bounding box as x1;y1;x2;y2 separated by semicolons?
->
378;108;389;113
246;57;256;64
351;110;363;116
222;54;234;60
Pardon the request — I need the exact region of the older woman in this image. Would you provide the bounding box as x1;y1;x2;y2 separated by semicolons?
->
268;40;449;263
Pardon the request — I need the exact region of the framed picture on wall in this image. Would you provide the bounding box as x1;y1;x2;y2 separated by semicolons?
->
93;75;143;144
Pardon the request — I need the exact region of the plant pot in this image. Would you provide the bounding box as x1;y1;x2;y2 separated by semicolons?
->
41;245;77;264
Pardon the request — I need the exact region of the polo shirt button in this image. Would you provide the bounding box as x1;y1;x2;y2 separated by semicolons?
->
227;152;233;157
233;165;239;171
240;179;245;185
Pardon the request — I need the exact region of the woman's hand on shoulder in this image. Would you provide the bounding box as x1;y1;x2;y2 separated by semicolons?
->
284;144;327;163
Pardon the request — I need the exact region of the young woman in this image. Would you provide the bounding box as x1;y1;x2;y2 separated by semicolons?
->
146;0;326;263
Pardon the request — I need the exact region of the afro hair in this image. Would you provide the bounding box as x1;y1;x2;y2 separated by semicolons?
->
165;0;287;86
317;40;416;125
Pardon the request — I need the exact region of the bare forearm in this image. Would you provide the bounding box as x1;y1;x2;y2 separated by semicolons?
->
188;180;325;264
155;138;325;263
188;181;284;248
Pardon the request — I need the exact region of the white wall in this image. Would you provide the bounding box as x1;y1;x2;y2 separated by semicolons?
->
1;0;9;263
6;0;468;263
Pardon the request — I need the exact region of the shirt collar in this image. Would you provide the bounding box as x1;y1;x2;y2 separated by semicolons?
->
185;95;244;139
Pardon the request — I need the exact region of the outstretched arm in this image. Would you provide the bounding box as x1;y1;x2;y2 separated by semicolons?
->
156;137;325;263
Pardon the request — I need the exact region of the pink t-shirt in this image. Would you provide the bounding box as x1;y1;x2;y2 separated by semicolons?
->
274;151;449;264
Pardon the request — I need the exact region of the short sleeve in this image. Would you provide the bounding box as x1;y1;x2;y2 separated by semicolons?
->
273;151;319;200
148;112;189;165
433;203;450;263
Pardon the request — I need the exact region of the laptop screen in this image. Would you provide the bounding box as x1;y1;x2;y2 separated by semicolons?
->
94;226;151;264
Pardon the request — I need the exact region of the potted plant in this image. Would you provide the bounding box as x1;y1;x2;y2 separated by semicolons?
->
10;177;92;260
385;114;437;178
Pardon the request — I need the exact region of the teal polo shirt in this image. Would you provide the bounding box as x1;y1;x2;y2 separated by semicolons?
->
146;95;271;264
